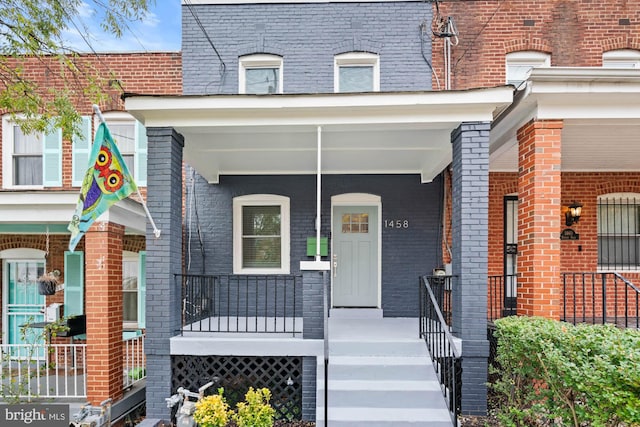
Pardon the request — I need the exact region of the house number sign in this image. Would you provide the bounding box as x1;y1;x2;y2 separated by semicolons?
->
384;219;409;229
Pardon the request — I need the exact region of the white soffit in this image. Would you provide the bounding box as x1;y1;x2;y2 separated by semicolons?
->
490;68;640;172
126;88;513;183
0;191;146;233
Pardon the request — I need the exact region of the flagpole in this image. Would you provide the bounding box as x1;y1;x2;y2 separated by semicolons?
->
93;104;161;238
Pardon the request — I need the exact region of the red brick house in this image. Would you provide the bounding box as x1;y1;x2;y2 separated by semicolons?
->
431;0;640;322
0;52;181;416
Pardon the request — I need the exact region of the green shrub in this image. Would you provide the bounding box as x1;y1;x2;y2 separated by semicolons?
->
491;316;640;427
193;391;230;427
233;387;275;427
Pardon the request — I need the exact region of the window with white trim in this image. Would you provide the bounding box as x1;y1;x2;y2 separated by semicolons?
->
99;112;148;186
233;195;290;274
2;115;62;189
506;51;551;88
239;54;283;94
598;194;640;270
334;52;380;93
123;251;146;328
603;49;640;69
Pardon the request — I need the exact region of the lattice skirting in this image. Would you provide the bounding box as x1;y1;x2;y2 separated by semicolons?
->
171;355;303;420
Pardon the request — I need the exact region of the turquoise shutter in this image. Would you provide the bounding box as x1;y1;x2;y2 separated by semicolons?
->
64;251;84;316
135;121;147;186
138;251;146;328
42;127;62;187
72;117;92;186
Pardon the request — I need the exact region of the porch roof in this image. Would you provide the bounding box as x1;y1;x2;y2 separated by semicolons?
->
125;87;513;183
0;191;147;235
491;67;640;173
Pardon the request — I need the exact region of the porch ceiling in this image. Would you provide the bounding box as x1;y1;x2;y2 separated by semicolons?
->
490;68;640;172
125;88;513;183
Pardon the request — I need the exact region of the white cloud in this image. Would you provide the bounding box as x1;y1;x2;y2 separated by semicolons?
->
141;11;160;28
60;1;180;52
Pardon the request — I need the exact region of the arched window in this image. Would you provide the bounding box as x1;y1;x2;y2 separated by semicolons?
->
233;194;290;274
505;51;550;88
603;49;640;69
238;54;283;94
334;52;380;93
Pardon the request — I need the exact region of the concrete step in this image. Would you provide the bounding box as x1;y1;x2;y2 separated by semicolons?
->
321;318;454;427
316;407;453;426
319;389;446;408
328;362;433;381
330;340;428;357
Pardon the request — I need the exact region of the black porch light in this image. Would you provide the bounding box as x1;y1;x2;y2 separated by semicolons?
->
565;201;583;227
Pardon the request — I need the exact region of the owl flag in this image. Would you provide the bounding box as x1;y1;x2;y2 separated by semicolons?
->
68;121;137;251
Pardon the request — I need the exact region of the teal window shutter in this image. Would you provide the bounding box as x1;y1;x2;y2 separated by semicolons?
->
135;121;147;186
72;116;92;186
64;251;84;316
137;251;146;328
42;127;62;187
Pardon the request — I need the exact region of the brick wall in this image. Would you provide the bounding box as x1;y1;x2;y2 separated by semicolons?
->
182;2;433;95
185;173;443;317
431;0;640;90
488;170;640;318
0;52;182;189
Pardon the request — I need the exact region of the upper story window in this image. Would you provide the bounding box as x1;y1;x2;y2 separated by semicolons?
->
12;126;43;186
2;115;62;189
239;54;283;94
233;194;290;274
334;52;380;93
598;194;640;271
505;51;551;88
100;112;148;186
603;49;640;68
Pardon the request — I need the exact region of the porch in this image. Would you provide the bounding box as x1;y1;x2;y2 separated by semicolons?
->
488;272;640;327
0;333;145;399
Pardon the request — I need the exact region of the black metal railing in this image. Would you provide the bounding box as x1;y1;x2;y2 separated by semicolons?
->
488;274;517;322
562;272;640;328
176;274;303;335
419;275;461;422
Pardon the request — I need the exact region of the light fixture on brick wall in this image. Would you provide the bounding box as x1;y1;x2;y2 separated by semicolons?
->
565;201;583;226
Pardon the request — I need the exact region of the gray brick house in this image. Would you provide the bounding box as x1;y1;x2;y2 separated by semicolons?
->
126;1;512;425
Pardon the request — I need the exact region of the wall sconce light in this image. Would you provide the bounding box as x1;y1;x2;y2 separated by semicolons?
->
565;201;583;227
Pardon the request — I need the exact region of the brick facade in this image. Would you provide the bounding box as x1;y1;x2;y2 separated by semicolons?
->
0;52;182;408
431;0;640;90
0;52;182;189
182;2;433;95
516;120;563;319
85;221;125;404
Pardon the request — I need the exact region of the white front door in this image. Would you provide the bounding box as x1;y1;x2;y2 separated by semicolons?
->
332;205;379;307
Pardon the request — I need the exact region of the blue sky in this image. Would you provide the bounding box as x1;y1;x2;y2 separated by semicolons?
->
63;1;182;52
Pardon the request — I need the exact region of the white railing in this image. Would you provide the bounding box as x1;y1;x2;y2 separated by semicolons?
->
0;343;87;399
123;333;146;389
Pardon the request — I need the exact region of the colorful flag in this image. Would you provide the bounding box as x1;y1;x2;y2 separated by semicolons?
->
68;122;137;251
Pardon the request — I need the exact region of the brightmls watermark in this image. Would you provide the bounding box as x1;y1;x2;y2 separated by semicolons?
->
1;404;68;427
